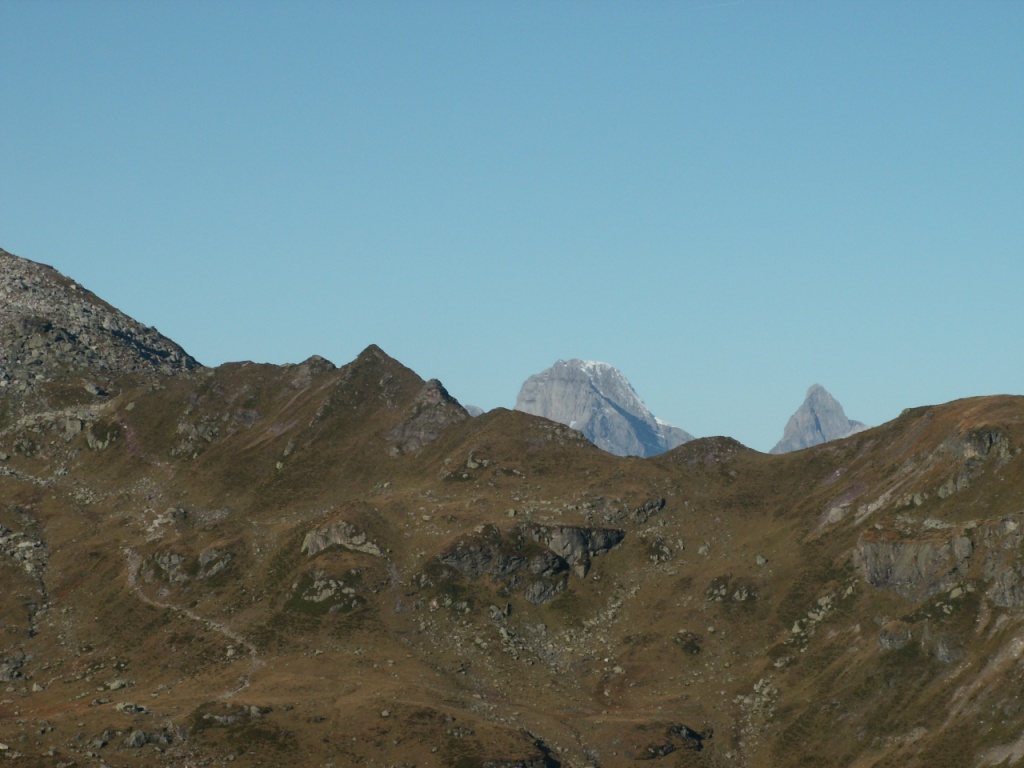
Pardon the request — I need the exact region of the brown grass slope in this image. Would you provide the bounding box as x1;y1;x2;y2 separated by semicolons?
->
0;322;1022;767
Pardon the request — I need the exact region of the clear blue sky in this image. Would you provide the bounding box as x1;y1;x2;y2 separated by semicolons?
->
2;1;1022;452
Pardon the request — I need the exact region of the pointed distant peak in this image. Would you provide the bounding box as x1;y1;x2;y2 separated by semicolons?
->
357;343;390;362
348;343;415;375
798;382;839;403
771;384;867;454
340;344;426;392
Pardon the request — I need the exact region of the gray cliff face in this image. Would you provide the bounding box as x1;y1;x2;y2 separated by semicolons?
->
0;248;200;400
770;384;867;454
514;359;693;457
385;378;469;455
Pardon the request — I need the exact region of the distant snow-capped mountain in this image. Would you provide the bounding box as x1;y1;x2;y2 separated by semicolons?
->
770;384;867;454
514;359;694;457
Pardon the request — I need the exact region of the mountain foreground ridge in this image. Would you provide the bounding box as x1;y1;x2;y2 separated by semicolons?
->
1;247;1023;768
0;247;198;401
514;358;694;457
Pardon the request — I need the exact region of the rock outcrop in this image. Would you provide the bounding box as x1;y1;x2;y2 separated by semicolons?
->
854;527;973;599
854;515;1024;609
635;722;709;758
431;523;626;604
386;378;469;455
770;384;867;454
524;524;626;578
302;519;383;558
514;359;693;457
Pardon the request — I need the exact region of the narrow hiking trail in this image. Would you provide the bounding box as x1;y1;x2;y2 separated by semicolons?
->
124;547;263;699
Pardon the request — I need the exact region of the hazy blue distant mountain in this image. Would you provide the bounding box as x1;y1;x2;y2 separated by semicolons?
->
770;384;867;454
514;359;694;457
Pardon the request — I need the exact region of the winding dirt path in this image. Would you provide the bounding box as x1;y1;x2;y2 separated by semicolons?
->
123;547;263;699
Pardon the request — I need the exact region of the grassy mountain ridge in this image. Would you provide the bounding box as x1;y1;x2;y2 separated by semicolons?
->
1;250;1023;767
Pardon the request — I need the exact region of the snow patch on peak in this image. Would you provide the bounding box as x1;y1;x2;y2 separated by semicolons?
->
559;359;617;380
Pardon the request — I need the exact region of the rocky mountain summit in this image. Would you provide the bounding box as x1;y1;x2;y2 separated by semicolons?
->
2;247;1024;768
0;248;199;406
514;359;693;457
770;383;867;454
